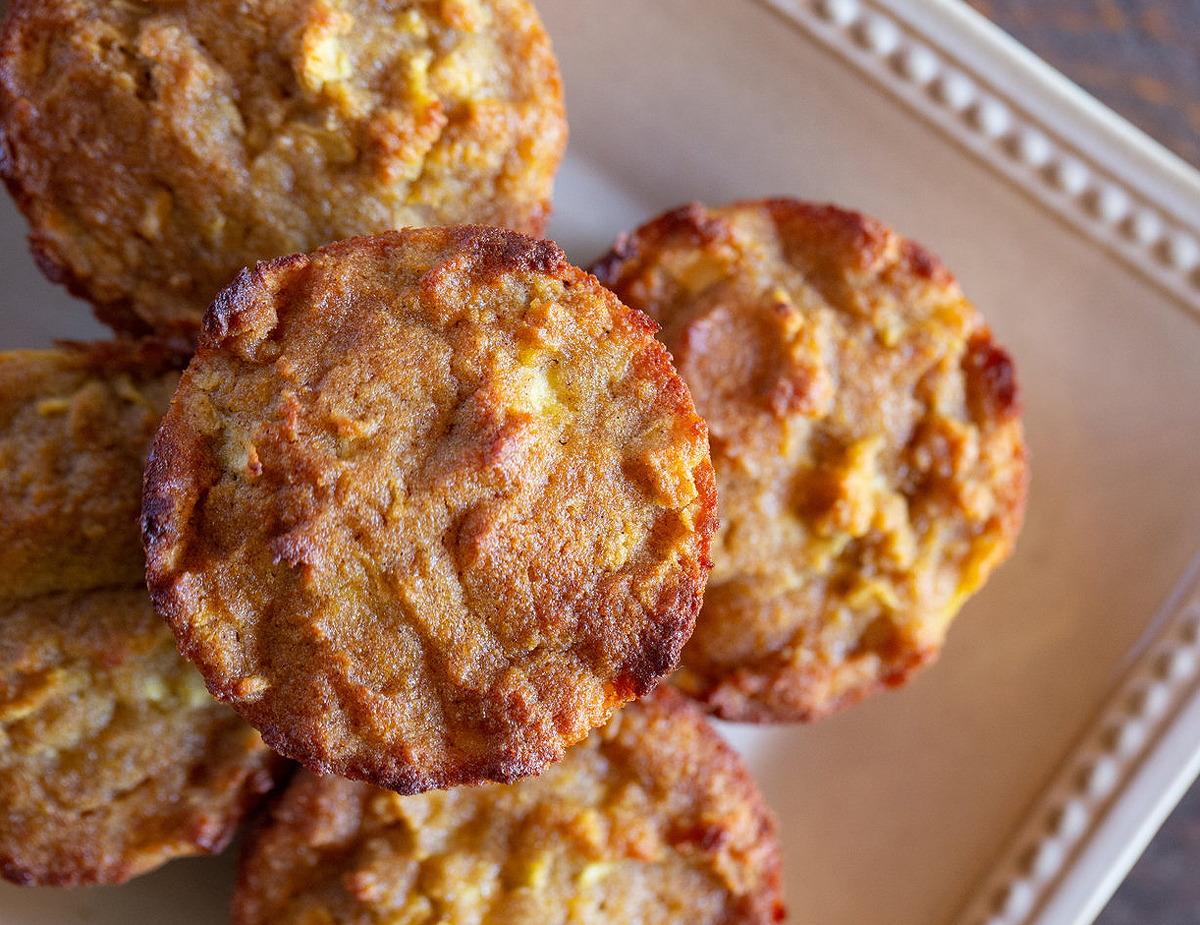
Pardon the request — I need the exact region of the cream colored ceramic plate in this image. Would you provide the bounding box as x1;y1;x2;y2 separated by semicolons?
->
4;1;1200;924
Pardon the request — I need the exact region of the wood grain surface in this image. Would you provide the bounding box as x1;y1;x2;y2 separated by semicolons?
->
965;0;1200;168
963;2;1200;923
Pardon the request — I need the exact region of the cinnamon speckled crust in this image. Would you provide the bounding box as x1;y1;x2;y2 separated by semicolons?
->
143;226;716;793
0;0;565;338
593;200;1029;722
0;341;283;886
231;687;784;925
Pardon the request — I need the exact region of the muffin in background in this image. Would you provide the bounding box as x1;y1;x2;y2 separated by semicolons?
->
232;687;785;925
593;199;1029;722
0;0;566;337
0;340;283;886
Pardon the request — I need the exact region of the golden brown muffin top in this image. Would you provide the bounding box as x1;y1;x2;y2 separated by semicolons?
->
593;200;1028;722
232;687;784;925
0;340;281;886
143;226;716;792
0;588;281;886
0;0;566;337
0;339;186;599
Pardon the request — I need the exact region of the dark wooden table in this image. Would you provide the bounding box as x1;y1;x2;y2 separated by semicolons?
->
965;1;1200;167
962;2;1200;923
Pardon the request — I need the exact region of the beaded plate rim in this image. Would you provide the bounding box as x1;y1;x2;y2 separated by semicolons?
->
755;0;1200;319
749;1;1200;923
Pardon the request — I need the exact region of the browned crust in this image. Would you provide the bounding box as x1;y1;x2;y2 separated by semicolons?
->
231;687;784;925
599;687;786;925
0;340;285;884
144;226;716;792
594;198;1029;723
594;199;955;297
0;340;192;600
0;0;566;336
0;589;288;886
676;639;940;724
0;0;165;338
49;335;194;376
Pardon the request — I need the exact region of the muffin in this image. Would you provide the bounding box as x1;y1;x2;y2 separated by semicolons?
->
593;199;1029;722
142;226;717;793
232;687;785;925
0;588;282;886
0;340;282;886
0;339;183;598
0;0;566;336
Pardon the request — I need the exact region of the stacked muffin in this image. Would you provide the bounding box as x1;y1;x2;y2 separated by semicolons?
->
0;0;1028;921
0;340;282;885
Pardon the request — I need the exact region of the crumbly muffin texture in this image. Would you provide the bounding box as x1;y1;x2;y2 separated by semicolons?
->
0;340;280;886
0;0;566;335
143;226;716;793
593;200;1028;722
0;340;183;599
232;688;784;925
0;588;279;886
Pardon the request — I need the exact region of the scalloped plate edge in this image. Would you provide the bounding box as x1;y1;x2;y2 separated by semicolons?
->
753;0;1200;319
953;553;1200;925
746;2;1200;923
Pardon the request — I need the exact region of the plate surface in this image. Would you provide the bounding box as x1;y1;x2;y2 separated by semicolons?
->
4;1;1200;924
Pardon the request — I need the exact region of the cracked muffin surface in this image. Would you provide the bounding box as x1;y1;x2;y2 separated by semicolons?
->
142;226;716;793
0;0;566;337
0;341;280;886
593;200;1028;722
231;687;784;925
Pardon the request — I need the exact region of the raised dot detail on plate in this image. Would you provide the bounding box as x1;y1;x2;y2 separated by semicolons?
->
1131;681;1171;718
1086;183;1130;224
1109;719;1147;757
1051;799;1089;840
969;97;1010;138
1159;647;1197;682
1009;128;1052;168
1083;755;1119;798
856;15;900;55
1125;209;1163;246
1161;233;1200;271
896;43;938;84
934;70;975;110
817;0;859;26
1025;837;1065;880
1049;157;1090;197
997;879;1035;920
